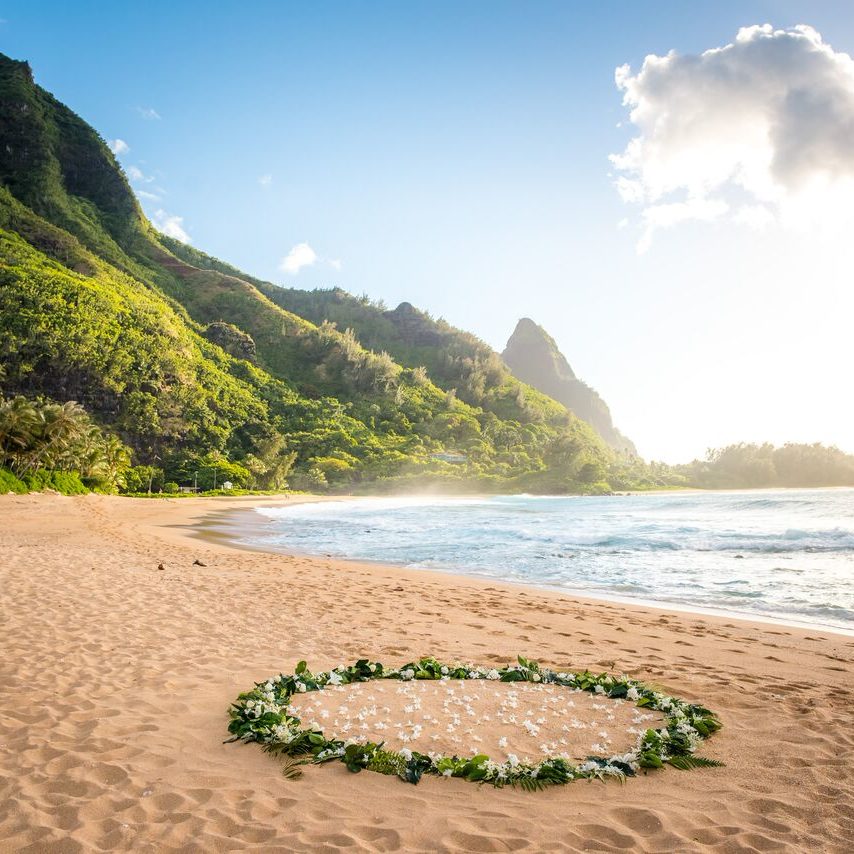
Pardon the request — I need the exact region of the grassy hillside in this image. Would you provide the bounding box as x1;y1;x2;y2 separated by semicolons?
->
0;51;613;492
158;241;572;427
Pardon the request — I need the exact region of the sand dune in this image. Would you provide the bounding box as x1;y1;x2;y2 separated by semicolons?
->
1;493;852;852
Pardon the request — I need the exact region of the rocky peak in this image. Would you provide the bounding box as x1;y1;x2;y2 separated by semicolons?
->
502;318;636;456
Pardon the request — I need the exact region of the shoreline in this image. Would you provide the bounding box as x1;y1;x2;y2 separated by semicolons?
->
199;493;854;639
2;492;852;852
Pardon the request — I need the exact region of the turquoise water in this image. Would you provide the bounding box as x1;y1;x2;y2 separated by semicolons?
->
245;489;854;633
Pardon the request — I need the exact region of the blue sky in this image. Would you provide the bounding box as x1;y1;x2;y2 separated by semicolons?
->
3;1;854;461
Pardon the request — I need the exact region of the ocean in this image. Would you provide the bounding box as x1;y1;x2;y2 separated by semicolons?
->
239;489;854;633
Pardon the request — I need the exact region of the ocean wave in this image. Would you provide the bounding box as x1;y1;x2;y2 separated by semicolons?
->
239;489;854;632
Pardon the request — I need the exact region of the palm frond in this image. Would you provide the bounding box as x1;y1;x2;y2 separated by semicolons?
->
280;755;310;779
513;776;548;792
667;754;724;770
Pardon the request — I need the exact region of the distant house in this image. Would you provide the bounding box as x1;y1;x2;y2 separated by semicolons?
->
178;486;199;493
431;452;468;464
221;480;233;490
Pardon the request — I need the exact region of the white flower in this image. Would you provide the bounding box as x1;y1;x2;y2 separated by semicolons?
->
486;669;500;680
532;674;541;682
626;686;640;701
400;748;412;760
594;684;605;694
400;669;415;681
327;671;343;686
297;682;307;693
507;754;519;768
442;768;453;776
273;724;294;743
441;666;449;675
498;736;507;748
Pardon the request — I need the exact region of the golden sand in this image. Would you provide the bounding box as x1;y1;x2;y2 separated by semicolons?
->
1;492;852;852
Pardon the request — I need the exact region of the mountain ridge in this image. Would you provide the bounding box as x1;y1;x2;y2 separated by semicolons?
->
502;318;636;456
0;51;614;492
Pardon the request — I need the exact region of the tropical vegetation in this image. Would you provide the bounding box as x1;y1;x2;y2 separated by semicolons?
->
1;53;851;497
0;393;129;493
0;53;615;496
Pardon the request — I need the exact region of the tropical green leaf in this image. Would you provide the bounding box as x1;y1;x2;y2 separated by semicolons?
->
667;755;725;770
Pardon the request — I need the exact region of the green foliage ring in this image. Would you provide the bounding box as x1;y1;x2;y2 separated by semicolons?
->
227;656;723;789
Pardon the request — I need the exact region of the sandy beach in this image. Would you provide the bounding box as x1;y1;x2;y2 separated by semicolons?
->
1;493;852;853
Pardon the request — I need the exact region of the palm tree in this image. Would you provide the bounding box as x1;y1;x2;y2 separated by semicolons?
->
20;400;89;474
1;394;132;491
97;434;131;491
0;396;40;471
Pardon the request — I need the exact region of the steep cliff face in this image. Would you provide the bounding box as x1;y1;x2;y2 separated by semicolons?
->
502;318;636;456
0;54;146;259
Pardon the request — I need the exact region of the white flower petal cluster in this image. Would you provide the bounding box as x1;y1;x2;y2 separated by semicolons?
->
230;657;719;790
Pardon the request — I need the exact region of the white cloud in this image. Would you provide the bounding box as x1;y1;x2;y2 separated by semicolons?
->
109;138;129;156
328;258;342;271
611;24;854;249
637;198;728;254
733;204;775;230
126;165;155;184
137;106;161;121
152;209;190;243
135;189;161;201
258;173;272;187
279;242;317;275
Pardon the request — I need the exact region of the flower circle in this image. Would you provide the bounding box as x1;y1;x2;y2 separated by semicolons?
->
227;656;722;788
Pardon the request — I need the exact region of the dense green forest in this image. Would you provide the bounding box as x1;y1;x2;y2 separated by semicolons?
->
0;53;613;495
156;240;595;435
675;443;854;489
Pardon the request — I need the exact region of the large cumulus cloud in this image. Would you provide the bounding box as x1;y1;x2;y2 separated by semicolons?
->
611;24;854;251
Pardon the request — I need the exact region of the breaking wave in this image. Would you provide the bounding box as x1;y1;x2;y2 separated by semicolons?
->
246;489;854;632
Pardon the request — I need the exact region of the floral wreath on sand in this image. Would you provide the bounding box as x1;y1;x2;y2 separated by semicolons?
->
226;656;722;790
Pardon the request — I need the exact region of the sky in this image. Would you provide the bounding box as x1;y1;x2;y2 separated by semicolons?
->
2;1;854;462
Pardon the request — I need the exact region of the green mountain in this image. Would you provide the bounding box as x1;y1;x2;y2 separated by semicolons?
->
0;53;613;492
226;283;571;426
502;318;636;456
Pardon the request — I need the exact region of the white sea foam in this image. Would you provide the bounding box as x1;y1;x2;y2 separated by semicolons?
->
243;489;854;632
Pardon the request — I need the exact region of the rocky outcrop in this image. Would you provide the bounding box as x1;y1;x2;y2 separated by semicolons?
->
502;318;636;456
